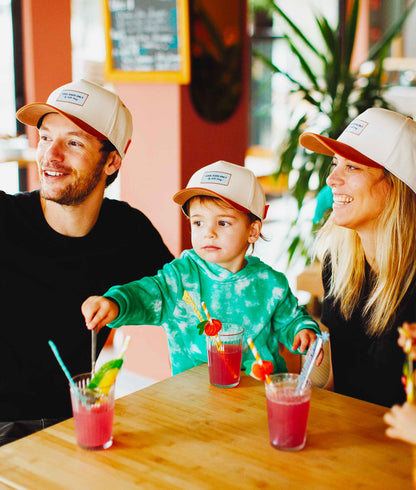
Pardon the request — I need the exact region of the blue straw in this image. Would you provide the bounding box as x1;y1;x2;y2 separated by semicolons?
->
48;340;77;388
48;340;87;406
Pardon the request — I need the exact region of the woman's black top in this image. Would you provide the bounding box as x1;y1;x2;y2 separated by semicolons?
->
321;257;414;407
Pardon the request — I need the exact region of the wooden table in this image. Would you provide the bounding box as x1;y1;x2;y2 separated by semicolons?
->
0;365;412;489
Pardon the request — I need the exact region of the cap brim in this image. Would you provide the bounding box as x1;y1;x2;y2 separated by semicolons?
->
173;187;253;215
299;132;383;168
16;103;107;140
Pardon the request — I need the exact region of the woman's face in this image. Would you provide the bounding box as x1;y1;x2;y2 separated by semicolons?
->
326;155;391;234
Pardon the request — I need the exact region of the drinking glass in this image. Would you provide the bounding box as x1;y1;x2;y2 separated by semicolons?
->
206;324;244;388
265;373;311;451
69;372;115;450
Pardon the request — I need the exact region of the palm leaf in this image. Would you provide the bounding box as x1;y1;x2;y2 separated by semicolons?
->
315;13;340;99
283;34;320;91
265;0;325;61
315;13;337;56
278;115;307;175
253;49;322;108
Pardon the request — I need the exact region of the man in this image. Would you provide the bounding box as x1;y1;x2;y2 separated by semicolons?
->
0;79;173;445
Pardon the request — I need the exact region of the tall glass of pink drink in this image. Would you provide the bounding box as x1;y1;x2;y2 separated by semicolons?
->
206;324;244;388
69;373;115;450
265;373;311;451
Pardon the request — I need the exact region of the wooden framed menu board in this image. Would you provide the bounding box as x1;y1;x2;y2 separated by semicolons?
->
103;0;190;83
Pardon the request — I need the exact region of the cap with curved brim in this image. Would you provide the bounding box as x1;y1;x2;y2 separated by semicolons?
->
173;187;254;216
172;160;267;220
16;103;108;140
299;132;383;168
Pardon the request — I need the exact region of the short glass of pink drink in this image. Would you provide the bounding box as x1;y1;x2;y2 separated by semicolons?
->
69;373;115;450
265;373;311;451
206;324;244;388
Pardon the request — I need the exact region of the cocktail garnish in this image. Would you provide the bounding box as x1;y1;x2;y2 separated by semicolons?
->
247;337;273;385
399;325;414;402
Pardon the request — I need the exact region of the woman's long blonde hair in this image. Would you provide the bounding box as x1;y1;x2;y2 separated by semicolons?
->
314;172;416;336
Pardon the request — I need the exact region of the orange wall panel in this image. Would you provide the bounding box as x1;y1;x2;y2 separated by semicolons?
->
115;83;182;258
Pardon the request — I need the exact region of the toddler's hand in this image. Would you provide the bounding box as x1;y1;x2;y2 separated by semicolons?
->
292;330;324;367
384;402;416;445
398;322;416;359
82;296;119;331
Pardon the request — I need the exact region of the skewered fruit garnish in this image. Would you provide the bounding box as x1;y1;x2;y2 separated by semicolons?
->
86;358;124;395
399;324;415;403
402;359;415;403
244;360;274;381
196;319;222;336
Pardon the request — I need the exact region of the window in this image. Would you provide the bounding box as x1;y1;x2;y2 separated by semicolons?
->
0;0;20;193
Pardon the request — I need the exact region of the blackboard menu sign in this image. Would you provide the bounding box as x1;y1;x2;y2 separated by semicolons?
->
103;0;190;83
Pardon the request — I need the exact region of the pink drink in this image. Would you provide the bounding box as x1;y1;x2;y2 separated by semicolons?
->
266;393;310;450
207;343;243;387
72;399;114;449
206;324;244;388
265;374;311;451
70;373;115;450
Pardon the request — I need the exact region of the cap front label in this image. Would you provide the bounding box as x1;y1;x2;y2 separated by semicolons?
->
345;119;368;135
56;90;88;106
201;171;231;186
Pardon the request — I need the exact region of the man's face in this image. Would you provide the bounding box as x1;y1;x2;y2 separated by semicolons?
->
36;113;108;205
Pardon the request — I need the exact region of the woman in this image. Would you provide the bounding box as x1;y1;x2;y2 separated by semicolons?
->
299;107;416;407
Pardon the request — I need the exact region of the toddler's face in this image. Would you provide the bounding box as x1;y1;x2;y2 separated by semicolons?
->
188;198;261;273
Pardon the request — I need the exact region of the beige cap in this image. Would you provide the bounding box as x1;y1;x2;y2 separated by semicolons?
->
300;107;416;194
173;160;267;220
16;79;133;158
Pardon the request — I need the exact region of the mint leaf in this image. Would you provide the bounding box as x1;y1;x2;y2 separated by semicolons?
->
197;320;208;335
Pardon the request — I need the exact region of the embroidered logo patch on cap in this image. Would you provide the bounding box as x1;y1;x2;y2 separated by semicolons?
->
201;171;231;186
56;90;89;106
345;119;368;135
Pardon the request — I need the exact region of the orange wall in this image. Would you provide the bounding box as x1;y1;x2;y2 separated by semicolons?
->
115;83;182;257
21;0;72;189
179;40;249;249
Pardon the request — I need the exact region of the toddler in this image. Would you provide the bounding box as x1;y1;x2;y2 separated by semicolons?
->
82;160;322;375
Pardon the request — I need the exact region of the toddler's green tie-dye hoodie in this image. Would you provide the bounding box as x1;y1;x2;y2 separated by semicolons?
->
105;249;320;375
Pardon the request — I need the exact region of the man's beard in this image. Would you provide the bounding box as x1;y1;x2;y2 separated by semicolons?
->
40;157;105;206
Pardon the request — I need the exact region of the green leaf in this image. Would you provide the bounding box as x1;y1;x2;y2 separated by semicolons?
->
283;34;320;91
196;320;208;335
266;0;325;61
315;13;337;56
